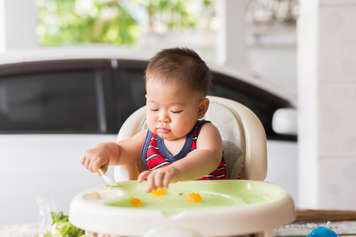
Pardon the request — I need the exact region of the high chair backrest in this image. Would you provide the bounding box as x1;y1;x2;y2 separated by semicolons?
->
115;96;267;181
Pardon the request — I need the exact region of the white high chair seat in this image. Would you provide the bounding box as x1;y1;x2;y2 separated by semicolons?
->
114;96;267;181
70;97;296;237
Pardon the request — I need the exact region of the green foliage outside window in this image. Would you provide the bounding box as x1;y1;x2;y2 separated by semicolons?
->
37;0;212;47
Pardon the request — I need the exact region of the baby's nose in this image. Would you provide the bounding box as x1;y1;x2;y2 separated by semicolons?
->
158;111;170;122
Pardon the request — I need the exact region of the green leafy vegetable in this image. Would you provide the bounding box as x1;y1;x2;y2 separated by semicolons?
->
47;211;85;237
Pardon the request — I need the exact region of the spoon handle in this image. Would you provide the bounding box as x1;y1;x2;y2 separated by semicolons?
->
98;168;116;186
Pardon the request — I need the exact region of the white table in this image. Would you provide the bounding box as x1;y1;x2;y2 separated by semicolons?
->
0;224;38;237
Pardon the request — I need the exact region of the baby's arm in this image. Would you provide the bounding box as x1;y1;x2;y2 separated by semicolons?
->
138;123;223;192
81;129;147;178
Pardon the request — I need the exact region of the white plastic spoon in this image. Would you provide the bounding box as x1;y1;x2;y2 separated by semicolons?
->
98;168;116;186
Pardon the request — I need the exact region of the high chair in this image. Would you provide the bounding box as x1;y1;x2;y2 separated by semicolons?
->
114;95;267;181
70;96;295;237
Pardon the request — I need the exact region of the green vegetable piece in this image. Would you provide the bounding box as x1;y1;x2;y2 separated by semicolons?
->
49;211;85;237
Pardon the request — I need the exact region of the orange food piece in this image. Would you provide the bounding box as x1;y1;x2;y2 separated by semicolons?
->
130;197;142;207
151;188;166;196
186;192;202;202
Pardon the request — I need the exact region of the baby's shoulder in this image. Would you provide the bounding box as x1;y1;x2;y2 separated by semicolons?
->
196;121;222;147
127;128;149;143
199;121;220;136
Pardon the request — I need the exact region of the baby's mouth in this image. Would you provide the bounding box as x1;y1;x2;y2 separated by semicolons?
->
157;127;170;134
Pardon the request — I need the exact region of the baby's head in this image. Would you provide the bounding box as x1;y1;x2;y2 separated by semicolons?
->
145;48;212;140
145;47;211;97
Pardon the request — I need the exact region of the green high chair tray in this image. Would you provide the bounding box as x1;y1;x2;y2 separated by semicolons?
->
69;180;295;237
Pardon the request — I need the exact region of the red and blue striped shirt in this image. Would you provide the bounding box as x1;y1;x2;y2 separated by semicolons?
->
141;120;227;180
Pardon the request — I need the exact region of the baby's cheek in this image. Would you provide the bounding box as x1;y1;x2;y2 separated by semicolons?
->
146;118;155;131
174;122;192;136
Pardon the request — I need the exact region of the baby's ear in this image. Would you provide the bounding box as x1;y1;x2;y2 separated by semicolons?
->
198;98;209;118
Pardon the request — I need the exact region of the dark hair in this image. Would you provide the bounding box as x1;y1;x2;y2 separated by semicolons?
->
145;48;212;96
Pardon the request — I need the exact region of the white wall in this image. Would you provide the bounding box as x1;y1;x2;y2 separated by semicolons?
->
216;0;248;71
298;0;356;209
0;0;38;52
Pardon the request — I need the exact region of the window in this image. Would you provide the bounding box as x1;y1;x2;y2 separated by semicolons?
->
109;64;146;133
0;58;296;140
0;71;99;133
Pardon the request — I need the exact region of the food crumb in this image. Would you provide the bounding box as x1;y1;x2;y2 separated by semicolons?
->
83;192;102;200
178;192;184;196
186;193;202;202
151;188;166;196
130;197;142;207
262;192;270;199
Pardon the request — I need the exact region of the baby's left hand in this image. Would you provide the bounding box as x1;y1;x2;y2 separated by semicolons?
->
137;166;181;193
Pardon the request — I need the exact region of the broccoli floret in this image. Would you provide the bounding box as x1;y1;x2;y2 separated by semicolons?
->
47;211;85;237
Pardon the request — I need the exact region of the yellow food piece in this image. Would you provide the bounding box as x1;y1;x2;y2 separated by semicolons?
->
186;192;202;202
130;197;142;207
151;188;166;196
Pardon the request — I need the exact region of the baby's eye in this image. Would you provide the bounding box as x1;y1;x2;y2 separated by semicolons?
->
171;110;183;114
150;108;159;112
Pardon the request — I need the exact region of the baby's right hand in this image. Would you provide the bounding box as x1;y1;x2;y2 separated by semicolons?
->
81;143;114;174
137;165;181;193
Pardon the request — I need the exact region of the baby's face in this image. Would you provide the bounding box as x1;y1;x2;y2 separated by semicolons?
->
145;78;205;141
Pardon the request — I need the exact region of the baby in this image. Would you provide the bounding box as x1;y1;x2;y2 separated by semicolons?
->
82;48;227;193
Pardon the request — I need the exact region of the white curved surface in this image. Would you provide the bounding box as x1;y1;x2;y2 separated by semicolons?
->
115;96;267;181
272;108;297;135
69;181;295;237
143;226;202;237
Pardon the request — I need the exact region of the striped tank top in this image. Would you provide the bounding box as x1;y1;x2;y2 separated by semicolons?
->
141;120;227;180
